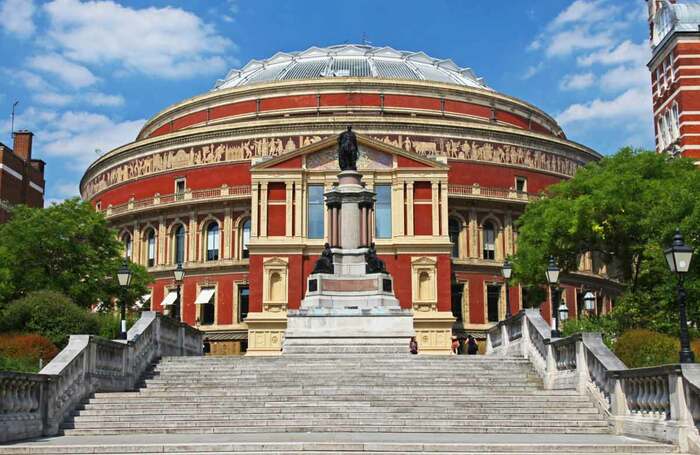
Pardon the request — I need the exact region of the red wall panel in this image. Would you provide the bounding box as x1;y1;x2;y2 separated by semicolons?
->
210;100;257;121
172;110;207;131
267;205;286;236
384;94;441;111
413;181;432;200
260;95;317;111
267;182;286;200
413;204;433;235
397;155;430;168
447;161;562;193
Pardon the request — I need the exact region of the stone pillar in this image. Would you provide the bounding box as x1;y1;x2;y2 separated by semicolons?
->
431;181;439;236
285;181;293;237
223;208;233;260
260;183;268;237
188;212;197;263
392;183;404;236
360;205;367;247
468;209;478;258
440;181;449;236
294;181;302;238
251;184;259;237
132;223;141;265
158;217;166;265
505;211;513;256
406;182;414;236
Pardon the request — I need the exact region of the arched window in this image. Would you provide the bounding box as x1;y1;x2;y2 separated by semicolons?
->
671;103;680;139
174;225;185;264
482;222;495;260
146;229;156;267
206;222;219;261
241;219;251;259
448;217;461;258
122;233;132;260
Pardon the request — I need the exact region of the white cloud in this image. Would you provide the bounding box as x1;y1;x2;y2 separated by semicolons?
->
33;92;74;106
577;40;649;66
557;87;651;125
0;0;35;38
43;0;233;79
545;27;614;57
53;181;80;198
28;53;98;88
522;63;544;80
599;65;650;92
549;0;616;28
85;92;125;107
560;72;596;90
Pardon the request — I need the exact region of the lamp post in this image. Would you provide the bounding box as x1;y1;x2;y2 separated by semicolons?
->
545;256;561;338
583;291;596;317
172;263;185;323
664;228;695;364
502;259;513;319
116;260;132;340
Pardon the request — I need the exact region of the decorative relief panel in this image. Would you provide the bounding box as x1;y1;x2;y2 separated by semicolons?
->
306;145;393;171
84;133;584;199
411;256;438;312
262;257;288;313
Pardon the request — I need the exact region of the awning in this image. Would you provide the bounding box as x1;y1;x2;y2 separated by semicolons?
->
135;293;151;308
195;288;215;305
161;291;177;307
203;332;248;341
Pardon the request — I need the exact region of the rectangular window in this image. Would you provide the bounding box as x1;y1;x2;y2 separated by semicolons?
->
147;234;156;267
238;285;249;322
487;285;501;323
307;185;324;239
196;287;216;326
175;178;186;201
375;185;392;239
515;177;527;193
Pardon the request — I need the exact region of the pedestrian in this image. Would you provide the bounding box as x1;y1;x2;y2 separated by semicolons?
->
410;336;418;355
467;335;479;355
451;336;459;354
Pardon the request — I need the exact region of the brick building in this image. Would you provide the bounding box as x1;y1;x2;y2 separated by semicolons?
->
0;131;45;222
80;45;620;355
648;0;700;162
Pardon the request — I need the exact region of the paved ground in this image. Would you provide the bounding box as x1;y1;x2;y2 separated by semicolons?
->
2;432;664;446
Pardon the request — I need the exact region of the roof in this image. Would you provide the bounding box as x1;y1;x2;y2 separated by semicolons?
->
213;44;489;91
653;1;700;47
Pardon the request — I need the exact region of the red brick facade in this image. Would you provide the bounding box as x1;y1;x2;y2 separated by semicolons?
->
0;131;45;222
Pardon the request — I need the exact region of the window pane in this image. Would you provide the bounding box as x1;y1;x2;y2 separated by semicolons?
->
308;185;324;239
206;223;219;261
448;218;460;258
242;219;251;258
147;231;155;267
175;226;185;264
487;285;500;322
374;185;392;239
239;286;249;321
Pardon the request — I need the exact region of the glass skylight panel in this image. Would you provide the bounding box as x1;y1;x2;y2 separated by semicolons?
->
282;60;328;80
374;60;419;80
331;58;371;77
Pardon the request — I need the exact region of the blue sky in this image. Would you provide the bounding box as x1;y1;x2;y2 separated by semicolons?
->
0;0;653;204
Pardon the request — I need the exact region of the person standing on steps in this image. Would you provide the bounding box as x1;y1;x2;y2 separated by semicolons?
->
451;336;459;354
467;334;479;355
410;336;418;354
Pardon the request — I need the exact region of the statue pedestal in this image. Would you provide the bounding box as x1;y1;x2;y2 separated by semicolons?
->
283;169;414;355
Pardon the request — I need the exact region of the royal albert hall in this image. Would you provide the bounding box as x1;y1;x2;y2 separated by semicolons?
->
80;45;620;355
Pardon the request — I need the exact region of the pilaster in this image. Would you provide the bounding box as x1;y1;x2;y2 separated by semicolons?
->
158;217;166;266
392;182;404;236
468;209;478;258
440;181;448;236
431;181;439;236
251;184;259;237
132;223;141;265
294;180;302;238
260;183;268;237
406;182;414;236
285;181;293;237
188;212;196;263
223;208;232;260
505;211;513;256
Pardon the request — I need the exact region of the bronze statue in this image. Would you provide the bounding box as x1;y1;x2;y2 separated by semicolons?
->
365;242;386;274
338;126;358;171
312;243;334;274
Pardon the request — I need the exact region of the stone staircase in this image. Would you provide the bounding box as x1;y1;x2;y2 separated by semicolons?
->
61;355;611;436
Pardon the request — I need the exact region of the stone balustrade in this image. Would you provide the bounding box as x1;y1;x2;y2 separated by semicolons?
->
103;184;251;218
447;184;536;202
0;311;202;443
486;309;700;453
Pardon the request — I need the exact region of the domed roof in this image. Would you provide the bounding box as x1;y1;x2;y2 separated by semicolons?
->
213;44;489;90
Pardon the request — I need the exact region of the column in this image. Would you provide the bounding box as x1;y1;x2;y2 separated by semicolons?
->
285;181;293;237
406;182;414;236
223;208;233;260
440;180;449;236
431;181;439;236
392;182;404;236
158;216;166;266
251;184;259;237
188;212;197;263
468;209;478;258
132;223;141;265
260;183;268;237
505;211;513;256
294;180;302;238
360;206;367;246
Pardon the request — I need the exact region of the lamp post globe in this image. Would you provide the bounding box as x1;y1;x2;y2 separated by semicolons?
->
502;259;513;319
665;228;695;364
545;256;561;338
583;291;596;314
172;263;185;322
116;260;132;340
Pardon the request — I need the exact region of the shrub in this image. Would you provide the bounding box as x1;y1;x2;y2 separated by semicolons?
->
0;291;100;348
0;332;58;362
0;356;41;373
613;329;680;368
95;313;136;340
561;315;619;348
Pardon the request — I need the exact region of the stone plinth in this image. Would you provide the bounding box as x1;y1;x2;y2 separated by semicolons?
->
283;167;414;355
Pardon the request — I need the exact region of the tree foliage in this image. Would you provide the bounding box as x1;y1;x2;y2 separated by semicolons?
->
0;199;151;309
513;148;700;335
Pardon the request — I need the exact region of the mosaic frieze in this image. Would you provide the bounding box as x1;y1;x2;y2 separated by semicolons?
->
83;134;584;199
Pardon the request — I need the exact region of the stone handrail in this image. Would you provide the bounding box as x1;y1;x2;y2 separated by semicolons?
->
104;184;251;217
486;309;700;453
0;311;202;443
448;184;536;202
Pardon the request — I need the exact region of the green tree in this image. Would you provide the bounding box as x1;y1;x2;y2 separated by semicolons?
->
0;198;151;309
512;148;700;335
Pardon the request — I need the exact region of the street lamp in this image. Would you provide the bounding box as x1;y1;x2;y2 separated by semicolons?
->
664;228;695;363
172;263;185;322
545;256;561;338
116;260;132;340
583;291;596;316
502;259;513;319
558;302;569;324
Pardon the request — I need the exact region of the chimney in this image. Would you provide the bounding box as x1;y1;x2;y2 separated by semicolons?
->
12;130;33;162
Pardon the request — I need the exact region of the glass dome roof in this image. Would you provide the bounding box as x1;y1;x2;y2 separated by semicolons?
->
213;44;489;90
